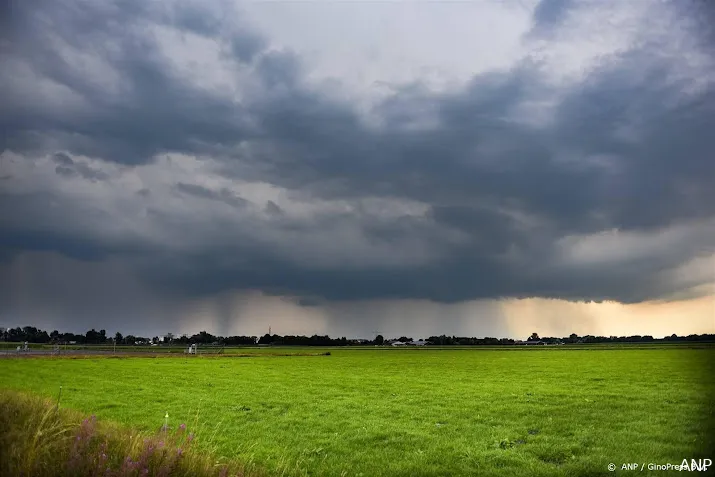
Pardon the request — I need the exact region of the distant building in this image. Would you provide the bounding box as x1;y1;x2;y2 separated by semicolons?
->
412;340;428;346
391;341;407;346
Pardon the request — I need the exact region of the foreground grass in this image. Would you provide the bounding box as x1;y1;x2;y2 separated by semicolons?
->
0;390;268;477
1;347;713;476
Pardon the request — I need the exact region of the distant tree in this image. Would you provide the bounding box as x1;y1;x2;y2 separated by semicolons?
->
59;332;84;344
428;335;455;345
190;331;216;344
8;327;22;341
5;324;715;350
257;334;274;345
224;335;256;345
86;329;96;342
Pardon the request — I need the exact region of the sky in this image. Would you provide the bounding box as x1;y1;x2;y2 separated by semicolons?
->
0;0;714;339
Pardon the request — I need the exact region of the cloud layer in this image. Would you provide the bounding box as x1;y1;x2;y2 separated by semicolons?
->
1;0;714;333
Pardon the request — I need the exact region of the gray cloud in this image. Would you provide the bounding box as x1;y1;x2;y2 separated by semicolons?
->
529;0;574;36
175;182;250;209
52;152;109;181
264;200;283;216
1;0;714;333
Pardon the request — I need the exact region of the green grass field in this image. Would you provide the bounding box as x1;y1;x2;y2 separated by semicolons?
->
1;346;713;476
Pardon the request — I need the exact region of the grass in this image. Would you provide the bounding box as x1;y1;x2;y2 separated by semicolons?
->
0;390;266;476
1;346;713;476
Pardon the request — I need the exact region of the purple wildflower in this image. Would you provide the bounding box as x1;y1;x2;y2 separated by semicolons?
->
179;423;186;431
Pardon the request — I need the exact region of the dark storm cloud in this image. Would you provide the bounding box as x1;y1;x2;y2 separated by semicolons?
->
0;191;158;262
428;206;522;255
551;54;715;229
1;0;714;310
0;0;259;164
0;228;110;262
240;57;715;237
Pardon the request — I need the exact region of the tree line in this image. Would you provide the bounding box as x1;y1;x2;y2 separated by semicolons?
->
1;326;714;346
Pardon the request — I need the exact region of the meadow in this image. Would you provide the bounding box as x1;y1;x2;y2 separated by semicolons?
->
1;346;713;476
